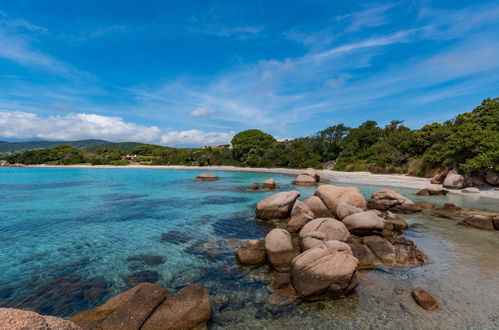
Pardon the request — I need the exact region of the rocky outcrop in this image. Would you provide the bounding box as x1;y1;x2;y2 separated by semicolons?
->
0;160;9;167
412;289;438;311
314;185;366;217
303;196;334;218
292;174;317;186
255;190;300;220
336;202;363;220
416;187;449;196
141;285;211;330
347;236;428;270
367;189;421;213
458;215;498;231
193;173;219;182
443;169;465;189
265;229;299;271
291;243;359;298
0;308;81;330
286;200;314;233
236;240;266;265
342;211;385;235
71;283;169;329
299;218;350;242
263;178;277;190
485;169;499;186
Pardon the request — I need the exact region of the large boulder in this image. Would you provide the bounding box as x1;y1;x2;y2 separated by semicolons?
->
291;244;359;298
485;169;499;186
299;218;350;242
265;229;299;270
342;211;385;235
303;196;334;217
300;231;325;251
255;190;300;220
236;240;266;265
263;178;277;190
287;200;315;233
292;174;317;186
367;189;418;213
463;173;486;187
430;173;445;184
336;202;363;220
71;283;169;330
314;185;366;217
142;284;211;330
0;308;81;330
443;169;465;189
459;215;496;231
303;168;320;182
384;211;409;233
323;240;353;255
192;173;219;182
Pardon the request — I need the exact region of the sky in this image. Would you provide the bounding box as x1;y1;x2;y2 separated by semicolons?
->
0;0;498;147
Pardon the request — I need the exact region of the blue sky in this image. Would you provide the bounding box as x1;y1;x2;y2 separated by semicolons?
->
0;0;498;147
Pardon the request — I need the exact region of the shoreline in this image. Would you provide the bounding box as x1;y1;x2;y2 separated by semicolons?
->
17;164;499;200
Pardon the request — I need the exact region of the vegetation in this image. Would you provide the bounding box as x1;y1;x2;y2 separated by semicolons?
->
4;98;498;175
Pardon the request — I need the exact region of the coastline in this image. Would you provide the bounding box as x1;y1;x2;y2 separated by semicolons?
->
21;164;499;200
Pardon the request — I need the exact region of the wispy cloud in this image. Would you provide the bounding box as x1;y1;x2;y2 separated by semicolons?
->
337;3;400;32
188;105;215;117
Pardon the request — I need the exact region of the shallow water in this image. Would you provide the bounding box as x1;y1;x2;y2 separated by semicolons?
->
0;168;498;328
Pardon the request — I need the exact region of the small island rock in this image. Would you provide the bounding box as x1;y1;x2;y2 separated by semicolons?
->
193;173;219;182
292;174;317;186
263;178;277;190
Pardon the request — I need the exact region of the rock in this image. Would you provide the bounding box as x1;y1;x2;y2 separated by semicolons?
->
127;255;165;266
193;173;219;182
462;187;480;193
303;196;334;218
299;218;350;242
485;169;499;186
323;240;353;255
124;270;160;287
291;244;359;298
336;202;363;220
286;200;315;233
0;160;9;167
292;174;317;186
412;289;438;310
255;190;301;220
390;203;422;214
492;216;499;230
384;211;409;233
270;273;292;290
416;187;449;196
443;169;465;189
71;283;168;330
464;173;486;187
265;229;299;270
236;240;266;265
367;189;415;212
263;178;277;190
0;308;81;330
315;185;366;217
303;168;321;182
430;173;444;184
459;215;495;231
247;183;260;190
300;231;325;251
142;284;211;330
342;211;385;235
416;201;436;209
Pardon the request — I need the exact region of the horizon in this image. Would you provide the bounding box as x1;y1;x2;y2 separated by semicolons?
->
1;1;499;147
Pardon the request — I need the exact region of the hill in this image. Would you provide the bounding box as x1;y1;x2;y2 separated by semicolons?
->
0;139;111;153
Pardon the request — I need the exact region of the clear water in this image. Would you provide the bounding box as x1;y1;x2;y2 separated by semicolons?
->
0;168;498;329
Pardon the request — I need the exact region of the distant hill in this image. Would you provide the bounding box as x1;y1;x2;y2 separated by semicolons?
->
0;139;111;153
85;142;151;153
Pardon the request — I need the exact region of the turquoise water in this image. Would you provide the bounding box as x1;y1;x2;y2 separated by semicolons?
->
0;168;498;329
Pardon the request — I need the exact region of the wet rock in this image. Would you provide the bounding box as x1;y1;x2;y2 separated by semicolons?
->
247;183;260;190
367;189;417;213
384;211;409;233
236;240;266;266
292;174;317;186
443;169;465;189
142;284;211;330
416;187;449;196
263;179;277;190
124;270;160;287
126;255;165;266
255;190;301;220
160;231;192;244
71;283;168;330
265;229;299;271
342;211;385;235
336;202;363;220
442;203;461;212
286;200;314;233
462;187;480;193
270;273;292;290
431;211;454;220
193;173;219;181
459;215;496;231
412;289;438;310
416;201;436;209
299;218;350;242
315;185;366;217
390;203;422;214
291;244;359;298
303;196;334;218
485;169;499;186
1;308;82;330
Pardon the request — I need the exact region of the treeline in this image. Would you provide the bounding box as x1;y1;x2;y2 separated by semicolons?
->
5;98;498;176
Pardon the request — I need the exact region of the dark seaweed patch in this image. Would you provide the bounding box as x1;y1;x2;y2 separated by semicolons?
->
212;217;272;239
201;196;250;205
160;230;192;244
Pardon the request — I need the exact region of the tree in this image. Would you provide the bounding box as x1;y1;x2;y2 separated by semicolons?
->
231;129;276;163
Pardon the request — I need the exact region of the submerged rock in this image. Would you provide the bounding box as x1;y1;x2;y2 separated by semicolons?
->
193;173;219;182
314;185;366;217
303;196;334;218
1;308;81;330
265;229;299;271
126;255;165;266
255;190;301;220
124;270;160;287
412;289;438;311
458;215;497;231
236;240;266;266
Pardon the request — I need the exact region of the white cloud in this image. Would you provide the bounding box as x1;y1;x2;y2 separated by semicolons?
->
0;111;232;147
188;106;215;117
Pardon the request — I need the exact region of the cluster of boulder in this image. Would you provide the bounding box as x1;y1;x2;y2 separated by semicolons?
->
291;168;323;186
435;168;499;189
247;178;277;191
239;185;429;300
192;173;219;182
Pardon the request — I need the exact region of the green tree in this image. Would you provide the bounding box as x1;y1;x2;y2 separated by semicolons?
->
231;129;276;164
